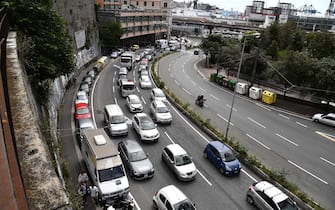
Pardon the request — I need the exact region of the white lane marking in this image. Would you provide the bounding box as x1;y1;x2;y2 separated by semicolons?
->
255;103;271;111
186;74;190;79
182;69;185;72
133;71;135;76
136;87;140;92
114;97;118;105
191;80;196;85
248;117;266;128
170;73;174;78
169;63;171;68
288;160;328;184
217;114;234;126
246;134;271;150
200;87;206;92
112;77;115;83
128;193;141;210
168;68;171;72
164;131;175;144
320;157;335;167
275;133;299;146
174;80;180;86
241;169;258;182
113;64;120;69
112;86;115;93
168;101;210;143
315;131;335;142
278;113;290;120
210;94;219;101
134;77;136;83
296;121;307;128
196;169;212;186
225;104;237;112
182;88;191;95
203;104;208;108
141;97;146;105
114;71;117;76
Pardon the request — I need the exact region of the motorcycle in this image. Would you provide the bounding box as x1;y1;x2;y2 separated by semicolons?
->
195;96;206;107
104;195;135;210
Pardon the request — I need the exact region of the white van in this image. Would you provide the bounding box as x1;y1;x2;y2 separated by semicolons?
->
120;80;135;97
104;104;128;136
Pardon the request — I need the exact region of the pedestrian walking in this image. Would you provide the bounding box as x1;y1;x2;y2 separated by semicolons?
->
89;185;99;205
78;171;88;185
78;183;89;205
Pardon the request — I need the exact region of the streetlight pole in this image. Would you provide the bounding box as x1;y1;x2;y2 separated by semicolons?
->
225;38;247;139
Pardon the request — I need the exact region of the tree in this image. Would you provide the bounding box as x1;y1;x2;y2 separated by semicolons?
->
305;31;335;59
266;40;279;60
100;21;124;48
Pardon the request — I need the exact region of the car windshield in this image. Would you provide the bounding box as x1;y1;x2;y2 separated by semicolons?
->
157;106;169;113
77;108;89;115
98;166;125;182
111;115;125;124
130;97;141;104
140;117;155;130
278;198;297;210
141;77;150;82
129;150;147;162
141;71;148;75
80;84;89;89
77;95;87;100
175;155;192;166
174;199;195;210
155;91;165;97
122;84;135;90
221;151;236;162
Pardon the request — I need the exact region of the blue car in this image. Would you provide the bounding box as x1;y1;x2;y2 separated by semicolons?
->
203;141;241;176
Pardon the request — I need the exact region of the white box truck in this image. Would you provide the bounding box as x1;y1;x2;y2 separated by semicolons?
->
81;128;129;204
120;51;134;70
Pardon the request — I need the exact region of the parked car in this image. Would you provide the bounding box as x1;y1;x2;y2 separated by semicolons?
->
75;91;89;106
162;144;197;181
86;70;96;80
151;88;167;103
153;185;196;210
247;180;298;210
74;103;91;120
132;113;160;142
79;82;90;96
126;94;143;113
203;141;241;175
118;140;154;180
312;113;335;127
150;100;172;124
111;51;119;59
139;75;152;89
82;75;93;87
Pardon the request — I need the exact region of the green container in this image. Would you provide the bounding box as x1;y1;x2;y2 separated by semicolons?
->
210;73;217;82
228;79;237;90
216;74;224;84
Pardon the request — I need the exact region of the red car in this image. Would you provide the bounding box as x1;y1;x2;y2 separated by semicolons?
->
74;103;91;120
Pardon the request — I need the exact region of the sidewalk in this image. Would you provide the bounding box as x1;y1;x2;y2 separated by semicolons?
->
195;59;327;117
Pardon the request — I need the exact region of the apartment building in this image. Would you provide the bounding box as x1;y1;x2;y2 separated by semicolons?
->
96;0;172;47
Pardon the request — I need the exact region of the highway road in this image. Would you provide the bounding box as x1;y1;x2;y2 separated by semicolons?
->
157;49;335;209
89;55;263;210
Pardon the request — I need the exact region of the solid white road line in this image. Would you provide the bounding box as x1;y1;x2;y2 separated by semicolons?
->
182;88;191;95
164;131;175;144
217;114;234;126
288;160;328;184
196;169;212;186
114;97;118;105
199;87;206;92
174;80;180;86
128;193;141;210
241;169;258;182
112;86;115;93
246;134;271;150
275;133;299;146
296;121;307;128
278;113;290;120
248;117;266;128
225;104;237;112
141;97;146;105
210;94;219;101
255;103;271;111
320;157;335;167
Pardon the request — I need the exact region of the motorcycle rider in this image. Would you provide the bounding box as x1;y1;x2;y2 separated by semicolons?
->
196;95;205;106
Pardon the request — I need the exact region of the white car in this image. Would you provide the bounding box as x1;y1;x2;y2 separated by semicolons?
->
132;113;160;142
111;51;119;59
151;88;167;103
153;185;196;210
126;94;143;113
119;67;128;75
162;144;197;181
312;113;335;127
150;100;172;124
139;75;152;89
145;54;153;61
75;91;89;105
138;64;147;72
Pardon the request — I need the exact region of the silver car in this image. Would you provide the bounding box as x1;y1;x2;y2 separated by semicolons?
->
162;144;197;181
118;140;154;180
150;100;172;124
151;88;167;103
132;113;160;142
139;75;152;89
126;94;143;113
247;181;298;210
312;113;335;127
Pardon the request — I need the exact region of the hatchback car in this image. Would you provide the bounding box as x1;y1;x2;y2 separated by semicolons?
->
162;144;197;181
312;113;335;127
74;103;91;120
203;141;241;175
82;75;93;87
75;91;89;106
150;100;172;124
139;75;152;89
151;88;167;103
79;82;90;95
119;67;128;76
153;185;196;210
118;140;154;180
86;70;96;80
247;181;298;210
140;70;149;77
132;113;160;142
126;94;143;113
118;74;128;86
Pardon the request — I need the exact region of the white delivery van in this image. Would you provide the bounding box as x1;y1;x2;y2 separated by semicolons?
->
81;129;129;205
235;82;249;95
104;104;128;136
249;86;263;100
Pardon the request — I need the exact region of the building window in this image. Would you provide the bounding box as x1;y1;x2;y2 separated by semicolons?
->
152;2;154;7
164;2;167;8
144;1;147;6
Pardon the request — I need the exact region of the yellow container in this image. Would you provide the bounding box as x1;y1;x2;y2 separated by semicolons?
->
262;90;277;104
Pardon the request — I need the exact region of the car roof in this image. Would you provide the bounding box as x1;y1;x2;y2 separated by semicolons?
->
135;112;148;118
123;140;143;153
209;141;230;153
158;185;187;204
152;88;163;94
78;118;94;128
77;91;87;96
154;100;167;107
76;103;88;109
166;144;187;156
255;181;288;203
128;94;140;100
327;113;335;118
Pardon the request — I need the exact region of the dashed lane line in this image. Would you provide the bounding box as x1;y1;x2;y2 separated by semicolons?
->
217;114;234;126
246;134;271;150
275;133;299;146
248;117;266;129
